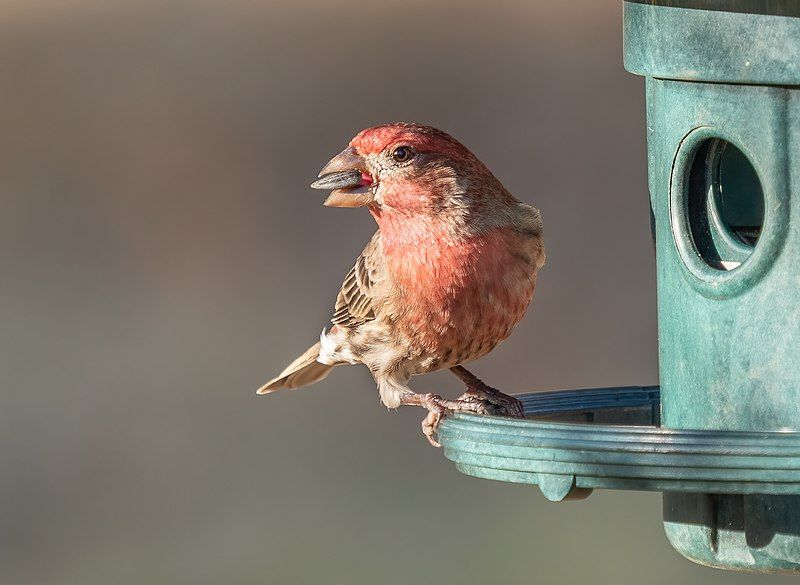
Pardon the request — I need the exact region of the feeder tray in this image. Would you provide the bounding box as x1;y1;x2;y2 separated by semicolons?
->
439;386;800;502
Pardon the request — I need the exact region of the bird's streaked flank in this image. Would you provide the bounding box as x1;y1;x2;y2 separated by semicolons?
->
259;123;545;446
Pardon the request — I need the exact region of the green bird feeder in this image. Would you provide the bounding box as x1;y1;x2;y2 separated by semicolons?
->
438;0;800;573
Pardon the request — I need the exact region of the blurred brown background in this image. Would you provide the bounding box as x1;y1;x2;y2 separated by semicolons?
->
0;1;791;583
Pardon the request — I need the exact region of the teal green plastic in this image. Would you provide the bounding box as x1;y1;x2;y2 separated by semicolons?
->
439;386;800;573
623;1;800;86
439;387;800;502
663;493;800;573
624;0;800;573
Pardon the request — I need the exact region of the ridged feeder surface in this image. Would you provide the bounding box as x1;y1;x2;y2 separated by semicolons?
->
439;387;800;502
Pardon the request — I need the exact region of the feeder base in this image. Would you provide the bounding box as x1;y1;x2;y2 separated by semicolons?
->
665;493;800;573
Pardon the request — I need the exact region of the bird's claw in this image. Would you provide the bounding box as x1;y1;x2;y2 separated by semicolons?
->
456;384;526;418
417;389;524;447
419;393;449;447
422;408;445;447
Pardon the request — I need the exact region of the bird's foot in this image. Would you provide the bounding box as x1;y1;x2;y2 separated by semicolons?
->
455;383;526;419
419;396;448;448
415;392;516;447
449;365;526;419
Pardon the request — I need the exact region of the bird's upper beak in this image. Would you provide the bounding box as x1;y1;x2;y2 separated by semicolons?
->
311;146;375;208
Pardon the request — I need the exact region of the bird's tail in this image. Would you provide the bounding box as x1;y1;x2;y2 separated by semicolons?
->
257;341;334;394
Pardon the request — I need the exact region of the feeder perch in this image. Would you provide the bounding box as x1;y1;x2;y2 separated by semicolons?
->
438;0;800;573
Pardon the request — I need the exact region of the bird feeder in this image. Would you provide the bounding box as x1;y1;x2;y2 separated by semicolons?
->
438;0;800;573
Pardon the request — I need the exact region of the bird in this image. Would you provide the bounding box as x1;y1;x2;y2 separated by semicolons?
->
258;123;545;446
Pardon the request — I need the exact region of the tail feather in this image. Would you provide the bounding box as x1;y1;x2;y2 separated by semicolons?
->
257;341;333;394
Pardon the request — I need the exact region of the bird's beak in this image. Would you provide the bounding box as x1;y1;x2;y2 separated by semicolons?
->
311;146;375;208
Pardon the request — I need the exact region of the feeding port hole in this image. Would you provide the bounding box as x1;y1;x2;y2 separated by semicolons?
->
685;139;765;271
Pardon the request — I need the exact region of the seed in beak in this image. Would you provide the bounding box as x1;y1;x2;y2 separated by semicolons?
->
310;170;364;190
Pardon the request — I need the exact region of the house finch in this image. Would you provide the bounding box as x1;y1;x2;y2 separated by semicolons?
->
259;123;545;446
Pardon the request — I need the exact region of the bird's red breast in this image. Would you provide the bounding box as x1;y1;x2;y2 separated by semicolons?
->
376;210;538;363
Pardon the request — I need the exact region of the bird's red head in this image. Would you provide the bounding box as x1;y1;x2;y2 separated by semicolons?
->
311;123;512;219
349;123;469;161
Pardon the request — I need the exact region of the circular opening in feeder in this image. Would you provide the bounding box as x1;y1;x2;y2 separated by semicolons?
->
686;139;764;271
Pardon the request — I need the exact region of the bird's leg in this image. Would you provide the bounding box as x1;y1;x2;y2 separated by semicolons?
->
400;392;495;447
450;365;526;419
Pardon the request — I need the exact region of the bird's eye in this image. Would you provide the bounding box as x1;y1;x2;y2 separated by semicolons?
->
391;146;414;163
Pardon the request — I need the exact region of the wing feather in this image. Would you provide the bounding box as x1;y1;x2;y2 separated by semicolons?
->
331;231;383;327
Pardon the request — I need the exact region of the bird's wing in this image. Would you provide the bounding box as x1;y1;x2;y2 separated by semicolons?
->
331;231;384;327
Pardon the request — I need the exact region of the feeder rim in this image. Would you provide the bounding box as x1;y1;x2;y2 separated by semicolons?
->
624;1;800;86
438;386;800;501
625;0;800;18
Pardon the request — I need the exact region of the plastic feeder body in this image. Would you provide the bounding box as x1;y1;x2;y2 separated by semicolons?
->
624;0;800;572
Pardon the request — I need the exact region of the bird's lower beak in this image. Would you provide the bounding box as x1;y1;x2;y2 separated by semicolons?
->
311;146;374;208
